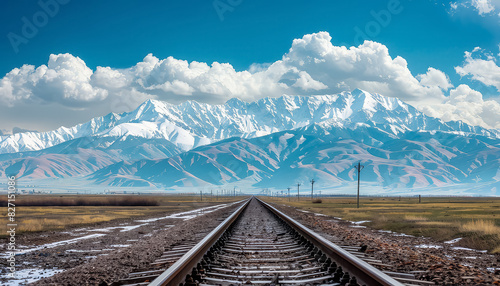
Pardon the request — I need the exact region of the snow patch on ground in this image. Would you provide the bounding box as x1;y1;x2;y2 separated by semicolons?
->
2;234;107;257
65;249;104;253
314;213;327;216
444;238;463;244
392;233;414;237
1;203;242;284
136;201;240;222
452;247;487;253
351;220;371;225
88;223;149;233
0;268;63;285
415;244;443;249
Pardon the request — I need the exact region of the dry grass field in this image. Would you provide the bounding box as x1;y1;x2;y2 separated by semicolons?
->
261;196;500;253
1;194;243;236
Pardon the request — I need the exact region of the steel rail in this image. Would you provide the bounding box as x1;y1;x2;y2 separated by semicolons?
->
257;197;405;286
148;198;251;286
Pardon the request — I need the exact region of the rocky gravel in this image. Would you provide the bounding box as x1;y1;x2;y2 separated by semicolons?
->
271;203;500;286
0;202;241;286
4;198;499;285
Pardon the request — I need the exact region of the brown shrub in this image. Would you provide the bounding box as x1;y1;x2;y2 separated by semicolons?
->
0;196;158;207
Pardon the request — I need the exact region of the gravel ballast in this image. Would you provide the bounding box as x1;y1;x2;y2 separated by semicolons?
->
2;202;242;286
270;203;500;286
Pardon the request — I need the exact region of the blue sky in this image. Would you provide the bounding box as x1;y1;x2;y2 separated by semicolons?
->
0;0;500;132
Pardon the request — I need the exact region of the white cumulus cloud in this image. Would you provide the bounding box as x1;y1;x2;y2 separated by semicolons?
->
472;0;495;15
0;54;108;107
417;67;453;90
278;32;448;104
421;84;500;129
448;0;500;17
0;32;499;131
0;32;452;108
455;49;500;91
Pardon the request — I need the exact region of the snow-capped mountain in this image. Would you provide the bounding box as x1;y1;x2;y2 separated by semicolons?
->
89;123;500;193
0;89;499;194
0;136;180;179
1;89;498;155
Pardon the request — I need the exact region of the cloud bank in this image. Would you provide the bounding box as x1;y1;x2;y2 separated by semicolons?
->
0;32;499;130
455;48;500;91
450;0;500;16
472;0;496;15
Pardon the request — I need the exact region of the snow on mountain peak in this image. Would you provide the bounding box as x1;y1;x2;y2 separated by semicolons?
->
226;97;247;109
128;98;172;121
1;89;499;155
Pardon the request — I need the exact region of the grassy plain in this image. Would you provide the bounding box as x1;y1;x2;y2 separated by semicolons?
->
261;196;500;253
1;194;243;236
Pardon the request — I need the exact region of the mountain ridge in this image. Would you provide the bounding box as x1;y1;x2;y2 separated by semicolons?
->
87;123;500;193
0;89;499;194
1;89;499;155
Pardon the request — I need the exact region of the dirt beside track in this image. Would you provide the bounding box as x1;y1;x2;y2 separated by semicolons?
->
270;203;500;286
4;198;499;285
12;202;241;285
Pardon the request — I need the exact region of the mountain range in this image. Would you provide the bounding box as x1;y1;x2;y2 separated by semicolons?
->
1;89;499;195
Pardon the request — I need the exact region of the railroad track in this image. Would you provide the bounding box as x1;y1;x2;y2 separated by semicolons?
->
116;197;432;286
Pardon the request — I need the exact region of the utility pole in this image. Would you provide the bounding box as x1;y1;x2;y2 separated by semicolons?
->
297;183;301;201
287;187;291;201
354;161;364;208
200;190;203;201
310;179;315;200
233;186;236;197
